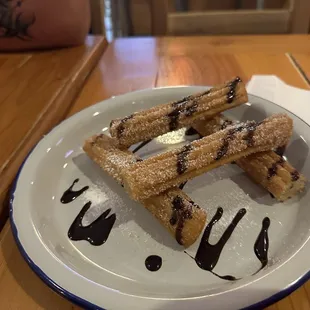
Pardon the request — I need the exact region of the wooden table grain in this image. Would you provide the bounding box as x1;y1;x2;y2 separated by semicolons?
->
0;36;108;230
288;53;310;86
1;35;310;310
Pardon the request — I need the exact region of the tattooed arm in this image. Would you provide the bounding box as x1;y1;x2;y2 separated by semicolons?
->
0;0;90;50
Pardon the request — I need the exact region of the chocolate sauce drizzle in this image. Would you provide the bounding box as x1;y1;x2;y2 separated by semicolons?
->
221;119;233;130
173;90;210;107
216;129;234;160
177;144;192;174
244;122;259;147
167;109;180;131
184;207;271;281
220;118;258;147
193;207;246;280
216;125;244;160
269;147;299;181
169;196;194;245
68;201;116;246
268;145;299;182
168;101;198;130
267;158;285;180
173;95;192;106
216;121;259;161
254;217;270;273
132;139;152;153
227;77;241;103
291;170;300;181
60;179;89;204
145;255;162;272
167;91;210;131
117;114;133;138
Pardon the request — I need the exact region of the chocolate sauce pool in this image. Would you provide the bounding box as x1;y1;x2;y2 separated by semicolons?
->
145;255;162;272
254;217;270;273
60;179;89;204
189;207;246;280
185;208;271;281
68;201;116;246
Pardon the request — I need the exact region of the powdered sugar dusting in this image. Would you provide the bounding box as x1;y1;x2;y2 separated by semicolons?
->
109;78;248;148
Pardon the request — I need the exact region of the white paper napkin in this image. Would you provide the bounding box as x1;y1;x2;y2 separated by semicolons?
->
246;75;310;124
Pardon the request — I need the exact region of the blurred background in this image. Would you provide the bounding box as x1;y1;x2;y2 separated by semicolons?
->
90;0;310;41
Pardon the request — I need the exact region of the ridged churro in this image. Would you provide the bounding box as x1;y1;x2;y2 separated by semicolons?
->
121;114;293;201
193;115;306;201
109;77;248;148
83;134;207;247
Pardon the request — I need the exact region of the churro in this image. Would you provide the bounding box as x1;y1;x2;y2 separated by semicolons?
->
83;134;207;247
121;114;293;201
109;77;248;148
193;115;306;201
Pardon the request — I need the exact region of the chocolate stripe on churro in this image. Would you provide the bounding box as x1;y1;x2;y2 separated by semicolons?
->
83;134;207;247
177;144;192;174
116;115;133;138
291;170;300;181
227;77;242;103
193;114;306;201
109;77;248;148
121;114;293;201
170;195;194;244
267;157;285;180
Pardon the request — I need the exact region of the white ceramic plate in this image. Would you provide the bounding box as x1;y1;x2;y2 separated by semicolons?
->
10;87;310;310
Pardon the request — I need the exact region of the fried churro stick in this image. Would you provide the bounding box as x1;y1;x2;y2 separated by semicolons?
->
122;114;293;201
109;77;248;148
83;134;207;247
193;115;306;201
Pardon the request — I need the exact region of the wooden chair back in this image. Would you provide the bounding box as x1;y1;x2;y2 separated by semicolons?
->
151;0;310;35
90;0;106;35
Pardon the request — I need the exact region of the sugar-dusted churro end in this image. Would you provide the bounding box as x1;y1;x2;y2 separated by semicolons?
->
109;77;248;148
121;113;293;201
83;134;138;184
237;152;307;202
193;114;305;201
143;188;207;247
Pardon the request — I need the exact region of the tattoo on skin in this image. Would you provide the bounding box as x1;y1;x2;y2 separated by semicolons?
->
0;0;35;40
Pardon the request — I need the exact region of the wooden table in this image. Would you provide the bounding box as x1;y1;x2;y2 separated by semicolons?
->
1;34;310;309
0;36;108;230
